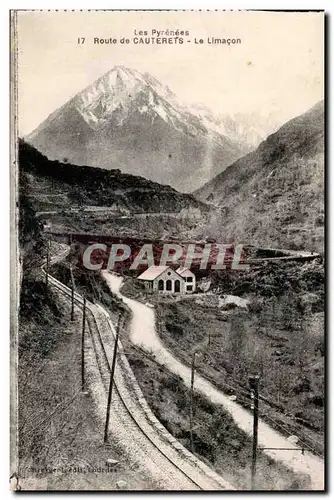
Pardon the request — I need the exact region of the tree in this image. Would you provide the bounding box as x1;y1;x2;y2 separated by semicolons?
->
228;315;247;380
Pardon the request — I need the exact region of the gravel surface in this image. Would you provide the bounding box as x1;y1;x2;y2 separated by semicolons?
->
102;271;325;491
48;271;232;490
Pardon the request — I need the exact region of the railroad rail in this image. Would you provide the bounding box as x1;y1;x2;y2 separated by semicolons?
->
44;259;233;491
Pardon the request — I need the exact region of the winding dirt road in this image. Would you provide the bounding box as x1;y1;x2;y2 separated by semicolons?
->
46;263;232;490
102;271;324;491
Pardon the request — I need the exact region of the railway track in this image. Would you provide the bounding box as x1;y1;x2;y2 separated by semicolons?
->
45;267;233;491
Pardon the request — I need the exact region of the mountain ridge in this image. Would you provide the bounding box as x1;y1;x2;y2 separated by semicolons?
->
26;66;248;192
19;139;208;215
194;100;324;252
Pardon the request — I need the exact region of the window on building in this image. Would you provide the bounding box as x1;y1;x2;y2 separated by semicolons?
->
186;276;193;282
158;279;164;291
174;280;180;293
166;280;172;291
186;285;193;291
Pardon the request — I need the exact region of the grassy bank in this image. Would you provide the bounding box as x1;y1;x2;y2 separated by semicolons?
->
120;259;324;455
154;293;324;456
18;274;143;489
50;262;312;490
124;340;310;490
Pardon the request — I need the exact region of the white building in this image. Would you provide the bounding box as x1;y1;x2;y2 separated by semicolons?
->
175;266;196;293
137;265;196;294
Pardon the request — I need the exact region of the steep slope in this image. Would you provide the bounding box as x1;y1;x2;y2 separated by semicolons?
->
19;140;207;215
194;101;324;252
26;66;246;192
190;104;282;151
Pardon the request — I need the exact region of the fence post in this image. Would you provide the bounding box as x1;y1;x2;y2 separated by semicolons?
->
81;296;86;390
104;314;121;443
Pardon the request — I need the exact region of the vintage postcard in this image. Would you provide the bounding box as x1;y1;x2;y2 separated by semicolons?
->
10;9;325;491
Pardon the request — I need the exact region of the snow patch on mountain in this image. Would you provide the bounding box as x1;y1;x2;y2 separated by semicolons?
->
72;65;240;144
190;103;283;150
26;65;250;192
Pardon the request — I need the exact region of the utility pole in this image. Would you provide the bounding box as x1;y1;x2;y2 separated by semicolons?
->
81;296;86;391
189;351;196;453
45;239;50;287
70;266;75;322
272;295;276;328
104;314;122;444
264;298;268;336
249;375;260;490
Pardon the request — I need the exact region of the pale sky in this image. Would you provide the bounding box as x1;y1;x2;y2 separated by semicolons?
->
16;10;324;135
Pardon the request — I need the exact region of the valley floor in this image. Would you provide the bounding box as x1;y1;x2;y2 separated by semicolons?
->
101;271;324;490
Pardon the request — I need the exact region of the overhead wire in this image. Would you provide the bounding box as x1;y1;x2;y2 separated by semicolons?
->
72;268;324;459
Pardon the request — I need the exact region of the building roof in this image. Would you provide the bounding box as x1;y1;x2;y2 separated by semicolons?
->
137;265;195;281
137;266;169;281
176;266;195;278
